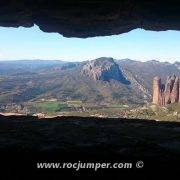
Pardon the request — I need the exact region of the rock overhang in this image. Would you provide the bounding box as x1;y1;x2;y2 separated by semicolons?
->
1;0;180;38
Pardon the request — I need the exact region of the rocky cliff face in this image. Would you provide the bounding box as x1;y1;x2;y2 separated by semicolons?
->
152;75;180;106
81;57;130;84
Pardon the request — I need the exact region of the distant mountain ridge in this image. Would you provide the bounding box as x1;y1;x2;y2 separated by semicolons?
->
0;58;179;105
117;59;180;92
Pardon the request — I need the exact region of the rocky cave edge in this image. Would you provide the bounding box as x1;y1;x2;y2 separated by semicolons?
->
1;0;180;38
1;1;180;174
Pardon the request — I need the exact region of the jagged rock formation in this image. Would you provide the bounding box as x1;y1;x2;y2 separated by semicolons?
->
152;75;180;106
82;58;130;84
1;1;180;37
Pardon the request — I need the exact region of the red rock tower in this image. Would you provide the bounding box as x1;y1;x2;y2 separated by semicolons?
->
152;76;161;105
152;75;180;106
171;77;179;103
164;75;176;104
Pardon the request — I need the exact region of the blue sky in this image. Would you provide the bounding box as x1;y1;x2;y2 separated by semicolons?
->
0;25;179;63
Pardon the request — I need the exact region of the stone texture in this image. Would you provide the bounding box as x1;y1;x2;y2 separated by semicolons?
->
152;76;161;105
165;75;176;104
82;57;130;84
1;114;180;163
171;76;179;103
152;75;180;106
1;0;180;38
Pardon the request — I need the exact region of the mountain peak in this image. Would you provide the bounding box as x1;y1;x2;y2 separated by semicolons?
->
147;60;160;64
89;57;114;65
81;58;130;84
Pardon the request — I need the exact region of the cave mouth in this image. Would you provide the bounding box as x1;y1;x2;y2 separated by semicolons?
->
0;25;180;119
0;2;180;177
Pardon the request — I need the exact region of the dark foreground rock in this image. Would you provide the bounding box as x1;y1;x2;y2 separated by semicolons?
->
0;115;180;177
1;0;180;38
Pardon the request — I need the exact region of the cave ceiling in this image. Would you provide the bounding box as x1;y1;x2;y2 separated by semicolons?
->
0;0;180;38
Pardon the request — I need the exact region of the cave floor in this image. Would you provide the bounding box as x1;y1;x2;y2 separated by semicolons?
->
0;115;180;175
